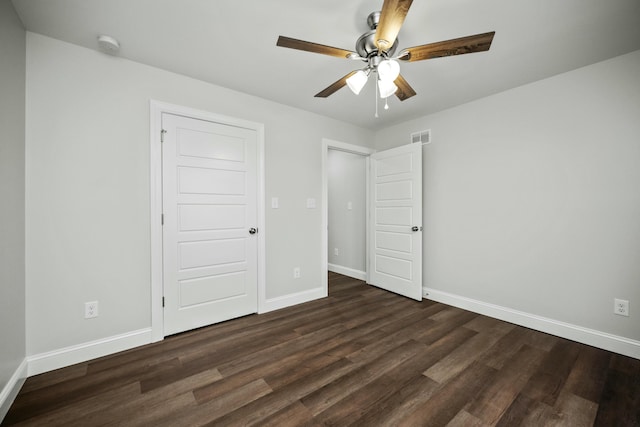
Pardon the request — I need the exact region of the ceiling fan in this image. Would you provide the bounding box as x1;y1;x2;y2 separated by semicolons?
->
276;0;495;103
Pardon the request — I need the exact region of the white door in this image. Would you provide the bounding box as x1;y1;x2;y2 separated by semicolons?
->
368;143;423;301
162;113;258;336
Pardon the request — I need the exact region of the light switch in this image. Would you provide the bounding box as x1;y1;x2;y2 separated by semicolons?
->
347;201;353;210
271;197;279;209
306;198;316;209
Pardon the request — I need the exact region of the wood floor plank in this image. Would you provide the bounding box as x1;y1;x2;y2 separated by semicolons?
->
345;326;480;426
495;393;540;427
466;344;547;425
476;325;531;370
447;410;491;427
519;339;581;406
115;392;197;427
215;323;347;378
8;382;141;427
423;321;514;384
100;368;221;425
257;401;319;427
301;339;426;415
563;343;611;403
313;371;399;426
593;354;640;426
547;391;599;427
139;325;300;393
3;356;181;424
155;379;272;427
18;363;88;394
415;308;479;345
3;274;638;426
349;375;441;427
211;358;358;426
401;361;498;426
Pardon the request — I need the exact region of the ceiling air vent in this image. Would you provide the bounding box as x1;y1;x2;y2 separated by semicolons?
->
410;129;431;144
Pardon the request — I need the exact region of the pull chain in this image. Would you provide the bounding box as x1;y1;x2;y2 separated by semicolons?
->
374;77;379;118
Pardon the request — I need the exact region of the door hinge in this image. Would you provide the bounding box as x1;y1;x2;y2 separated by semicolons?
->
162;297;165;307
160;129;167;143
161;213;164;225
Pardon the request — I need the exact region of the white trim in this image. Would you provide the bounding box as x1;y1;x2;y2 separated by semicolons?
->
321;139;375;290
260;287;327;313
424;287;640;359
149;101;163;342
149;100;266;335
255;124;267;314
0;358;27;421
27;328;153;377
328;263;367;281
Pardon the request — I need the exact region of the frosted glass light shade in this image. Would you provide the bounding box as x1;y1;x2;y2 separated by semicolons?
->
378;79;398;98
377;59;400;82
346;70;369;95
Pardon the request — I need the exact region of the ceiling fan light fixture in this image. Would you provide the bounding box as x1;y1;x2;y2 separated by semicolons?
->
377;59;400;82
378;78;398;98
346;69;369;95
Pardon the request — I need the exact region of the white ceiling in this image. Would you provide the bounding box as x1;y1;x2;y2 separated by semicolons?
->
11;0;640;130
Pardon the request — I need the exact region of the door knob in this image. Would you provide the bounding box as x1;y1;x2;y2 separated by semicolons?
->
249;228;258;234
411;226;421;232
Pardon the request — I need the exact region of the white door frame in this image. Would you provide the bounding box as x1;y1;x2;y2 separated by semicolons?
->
150;100;266;342
321;139;375;289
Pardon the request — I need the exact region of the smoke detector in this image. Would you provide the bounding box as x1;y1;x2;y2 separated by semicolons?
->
97;35;120;55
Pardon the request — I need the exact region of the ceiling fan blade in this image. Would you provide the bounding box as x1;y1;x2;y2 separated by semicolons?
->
375;0;413;51
315;71;358;98
394;74;416;101
399;31;495;62
277;36;356;59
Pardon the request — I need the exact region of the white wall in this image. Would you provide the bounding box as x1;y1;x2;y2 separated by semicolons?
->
375;50;640;351
18;28;640;374
0;0;27;418
25;33;373;359
327;149;367;275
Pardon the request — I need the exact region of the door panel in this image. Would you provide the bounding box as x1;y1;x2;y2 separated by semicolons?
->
163;113;258;336
178;167;246;195
369;144;423;301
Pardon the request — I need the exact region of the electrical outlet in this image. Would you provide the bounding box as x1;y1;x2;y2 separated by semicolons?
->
614;299;629;316
85;301;99;319
293;267;301;279
334;248;339;256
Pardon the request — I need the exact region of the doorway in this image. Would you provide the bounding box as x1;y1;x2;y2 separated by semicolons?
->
322;139;423;301
327;149;368;280
321;139;375;293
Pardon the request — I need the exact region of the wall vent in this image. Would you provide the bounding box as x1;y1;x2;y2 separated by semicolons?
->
410;129;431;144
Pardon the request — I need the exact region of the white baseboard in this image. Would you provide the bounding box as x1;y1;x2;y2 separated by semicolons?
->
0;358;27;422
328;264;366;281
424;287;640;359
27;328;153;377
259;287;327;314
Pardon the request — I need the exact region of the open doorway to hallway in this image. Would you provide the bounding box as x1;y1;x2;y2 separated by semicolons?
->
327;148;368;281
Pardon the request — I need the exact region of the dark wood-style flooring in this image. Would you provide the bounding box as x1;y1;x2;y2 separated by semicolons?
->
4;273;639;426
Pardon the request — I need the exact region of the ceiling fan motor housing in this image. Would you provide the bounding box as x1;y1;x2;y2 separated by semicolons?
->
356;11;399;59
